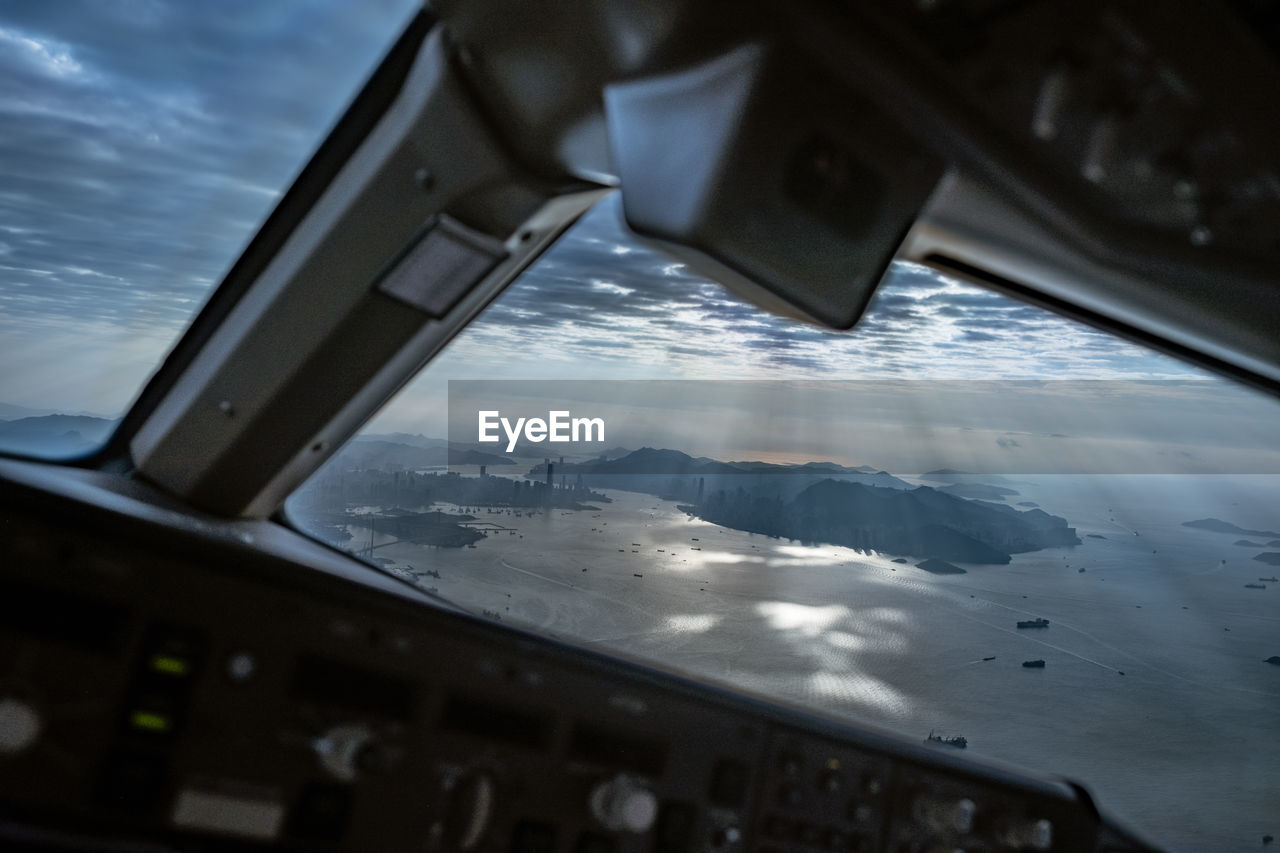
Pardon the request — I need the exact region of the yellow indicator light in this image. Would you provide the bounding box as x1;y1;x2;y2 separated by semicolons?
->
150;655;189;676
825;757;841;771
130;711;172;732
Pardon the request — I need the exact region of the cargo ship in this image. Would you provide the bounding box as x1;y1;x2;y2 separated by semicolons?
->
1016;618;1050;629
1022;659;1046;668
926;731;968;749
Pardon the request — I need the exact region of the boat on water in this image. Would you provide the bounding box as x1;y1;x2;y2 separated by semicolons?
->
1260;576;1278;582
1016;618;1050;629
982;656;996;661
1244;583;1266;589
926;731;967;749
1022;659;1046;668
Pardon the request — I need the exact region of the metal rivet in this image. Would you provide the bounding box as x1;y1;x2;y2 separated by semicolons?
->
218;400;234;417
414;167;435;192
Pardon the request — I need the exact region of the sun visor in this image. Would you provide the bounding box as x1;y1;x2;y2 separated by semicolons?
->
604;42;944;330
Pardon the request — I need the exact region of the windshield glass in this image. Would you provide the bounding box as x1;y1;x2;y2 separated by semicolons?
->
289;196;1280;852
0;0;419;458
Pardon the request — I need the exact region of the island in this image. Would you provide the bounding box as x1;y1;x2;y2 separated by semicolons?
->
916;558;966;575
1182;518;1280;538
539;449;1079;564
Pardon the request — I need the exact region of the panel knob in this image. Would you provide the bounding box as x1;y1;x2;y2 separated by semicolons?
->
312;723;381;782
442;770;496;851
590;773;658;833
0;695;42;756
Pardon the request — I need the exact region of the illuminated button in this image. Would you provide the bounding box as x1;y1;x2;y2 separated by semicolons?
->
0;696;42;754
141;625;205;677
129;711;172;733
149;654;190;676
225;651;258;683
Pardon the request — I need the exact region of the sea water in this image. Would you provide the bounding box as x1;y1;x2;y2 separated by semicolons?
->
371;475;1279;850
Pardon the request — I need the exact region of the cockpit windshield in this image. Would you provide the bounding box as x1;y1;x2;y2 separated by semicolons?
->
0;0;418;457
290;197;1280;851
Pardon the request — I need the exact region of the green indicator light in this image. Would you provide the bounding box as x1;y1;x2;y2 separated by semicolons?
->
149;655;189;676
130;711;172;732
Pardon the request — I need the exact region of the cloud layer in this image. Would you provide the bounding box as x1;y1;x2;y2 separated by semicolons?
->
0;3;1220;431
0;1;419;415
430;197;1198;385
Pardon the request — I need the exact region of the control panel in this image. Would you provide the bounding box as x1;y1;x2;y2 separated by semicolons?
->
0;461;1156;852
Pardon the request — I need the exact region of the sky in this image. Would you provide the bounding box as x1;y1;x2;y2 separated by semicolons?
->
416;198;1195;386
0;0;419;419
1;3;1277;472
443;378;1280;474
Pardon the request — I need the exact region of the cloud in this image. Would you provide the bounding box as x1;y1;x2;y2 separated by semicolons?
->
0;0;420;415
443;195;1186;387
0;2;1213;425
0;26;84;78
